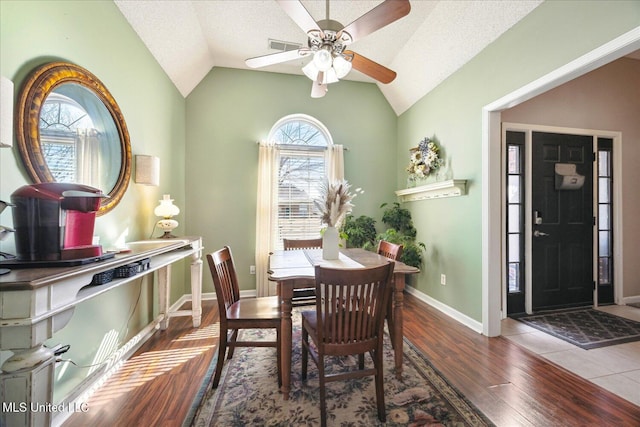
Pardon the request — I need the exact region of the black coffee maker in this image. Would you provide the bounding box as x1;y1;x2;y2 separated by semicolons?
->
10;183;106;262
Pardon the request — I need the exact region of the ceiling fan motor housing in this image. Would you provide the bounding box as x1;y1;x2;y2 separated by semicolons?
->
307;19;352;57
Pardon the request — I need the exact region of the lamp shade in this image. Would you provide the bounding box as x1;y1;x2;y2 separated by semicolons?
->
135;155;160;186
0;76;14;148
333;55;352;78
302;61;319;81
154;194;180;218
313;49;333;72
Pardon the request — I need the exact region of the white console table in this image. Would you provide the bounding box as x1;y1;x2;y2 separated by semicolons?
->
0;237;203;427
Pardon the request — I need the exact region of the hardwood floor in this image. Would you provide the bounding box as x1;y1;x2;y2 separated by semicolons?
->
64;294;640;426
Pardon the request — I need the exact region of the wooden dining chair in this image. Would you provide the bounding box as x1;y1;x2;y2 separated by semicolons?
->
301;262;394;426
377;240;403;261
206;246;281;389
283;237;323;250
377;240;403;349
283;237;323;306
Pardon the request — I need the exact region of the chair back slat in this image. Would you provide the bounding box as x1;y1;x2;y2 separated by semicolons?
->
206;246;241;322
283;238;322;250
314;263;394;349
377;240;403;261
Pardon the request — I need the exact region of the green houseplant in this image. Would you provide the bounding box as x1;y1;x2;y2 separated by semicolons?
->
342;214;377;248
377;202;425;268
342;203;426;268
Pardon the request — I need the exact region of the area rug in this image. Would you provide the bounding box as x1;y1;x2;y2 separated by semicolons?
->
186;313;493;426
516;307;640;350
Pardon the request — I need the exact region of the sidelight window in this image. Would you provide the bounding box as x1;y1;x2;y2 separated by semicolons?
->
597;139;613;294
506;139;525;294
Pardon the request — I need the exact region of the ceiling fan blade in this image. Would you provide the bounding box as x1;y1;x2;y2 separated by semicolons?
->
338;0;411;44
311;72;328;98
345;50;397;84
246;48;310;68
276;0;324;37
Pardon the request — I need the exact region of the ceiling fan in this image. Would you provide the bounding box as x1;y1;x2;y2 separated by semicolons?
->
245;0;411;98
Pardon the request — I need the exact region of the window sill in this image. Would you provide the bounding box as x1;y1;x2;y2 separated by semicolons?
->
395;179;467;202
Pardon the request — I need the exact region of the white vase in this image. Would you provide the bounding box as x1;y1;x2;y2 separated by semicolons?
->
322;226;339;260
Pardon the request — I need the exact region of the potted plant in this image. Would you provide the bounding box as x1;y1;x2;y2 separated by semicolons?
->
377;202;426;268
342;214;377;248
342;203;426;268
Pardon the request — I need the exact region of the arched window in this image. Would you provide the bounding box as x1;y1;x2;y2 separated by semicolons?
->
39;92;95;182
256;114;344;296
268;115;333;249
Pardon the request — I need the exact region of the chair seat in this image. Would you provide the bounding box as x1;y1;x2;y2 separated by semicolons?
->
227;296;280;320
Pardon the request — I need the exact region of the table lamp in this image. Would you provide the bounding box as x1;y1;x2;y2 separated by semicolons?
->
154;194;179;238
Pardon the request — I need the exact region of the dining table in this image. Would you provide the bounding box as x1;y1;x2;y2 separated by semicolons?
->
268;247;420;400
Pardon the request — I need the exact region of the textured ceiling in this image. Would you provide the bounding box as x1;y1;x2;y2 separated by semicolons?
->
115;0;543;115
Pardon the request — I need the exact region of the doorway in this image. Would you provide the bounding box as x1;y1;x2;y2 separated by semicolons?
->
483;28;640;337
504;127;618;316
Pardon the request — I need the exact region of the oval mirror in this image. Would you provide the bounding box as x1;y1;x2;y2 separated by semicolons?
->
16;62;131;215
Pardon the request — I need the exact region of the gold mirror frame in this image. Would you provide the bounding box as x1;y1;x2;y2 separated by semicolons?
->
16;62;131;215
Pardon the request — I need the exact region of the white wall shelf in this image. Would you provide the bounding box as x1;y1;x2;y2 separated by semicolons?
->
395;179;467;202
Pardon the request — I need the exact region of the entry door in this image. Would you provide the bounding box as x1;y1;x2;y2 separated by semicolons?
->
531;132;594;310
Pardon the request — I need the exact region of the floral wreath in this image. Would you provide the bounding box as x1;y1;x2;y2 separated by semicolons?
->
406;137;444;180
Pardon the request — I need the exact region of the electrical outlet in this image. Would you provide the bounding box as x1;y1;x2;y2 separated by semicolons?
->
440;274;446;285
250;265;256;275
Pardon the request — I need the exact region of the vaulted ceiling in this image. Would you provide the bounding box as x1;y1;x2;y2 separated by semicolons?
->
115;0;543;115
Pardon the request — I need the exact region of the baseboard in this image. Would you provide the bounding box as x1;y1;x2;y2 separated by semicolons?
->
622;295;640;305
404;286;484;334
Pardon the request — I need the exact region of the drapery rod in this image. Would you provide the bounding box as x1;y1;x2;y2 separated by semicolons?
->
255;141;349;151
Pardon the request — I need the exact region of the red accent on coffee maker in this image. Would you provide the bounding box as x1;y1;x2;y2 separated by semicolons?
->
11;183;106;261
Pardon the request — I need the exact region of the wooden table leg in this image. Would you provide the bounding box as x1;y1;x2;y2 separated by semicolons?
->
392;273;405;379
278;280;293;400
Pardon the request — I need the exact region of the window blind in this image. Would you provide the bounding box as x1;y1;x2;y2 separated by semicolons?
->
272;148;325;250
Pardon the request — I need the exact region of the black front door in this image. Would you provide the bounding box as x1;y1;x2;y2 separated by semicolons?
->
531;132;594;310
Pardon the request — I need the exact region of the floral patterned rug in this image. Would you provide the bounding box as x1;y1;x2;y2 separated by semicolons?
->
186;312;492;426
516;307;640;349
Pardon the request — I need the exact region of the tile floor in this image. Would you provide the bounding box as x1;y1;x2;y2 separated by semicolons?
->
501;304;640;407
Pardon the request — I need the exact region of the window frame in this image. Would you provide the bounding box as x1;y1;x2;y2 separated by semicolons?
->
267;114;334;250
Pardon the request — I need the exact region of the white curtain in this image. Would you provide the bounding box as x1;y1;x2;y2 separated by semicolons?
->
326;144;344;182
255;142;278;297
76;128;102;189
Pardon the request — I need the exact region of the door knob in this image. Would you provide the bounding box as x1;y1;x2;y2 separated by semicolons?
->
533;230;550;237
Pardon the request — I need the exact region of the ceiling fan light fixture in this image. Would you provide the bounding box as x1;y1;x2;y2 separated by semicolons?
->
324;67;339;84
313;48;333;72
302;61;320;81
332;55;352;78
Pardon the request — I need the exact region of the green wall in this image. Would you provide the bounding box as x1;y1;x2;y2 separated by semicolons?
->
0;1;187;402
397;0;640;321
185;67;398;293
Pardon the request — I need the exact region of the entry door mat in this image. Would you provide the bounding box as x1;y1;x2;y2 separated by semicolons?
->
515;308;640;349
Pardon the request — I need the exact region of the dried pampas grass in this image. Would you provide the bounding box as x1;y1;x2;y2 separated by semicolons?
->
314;179;355;228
